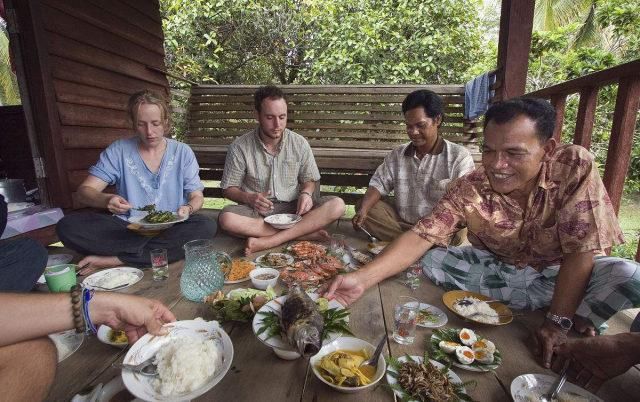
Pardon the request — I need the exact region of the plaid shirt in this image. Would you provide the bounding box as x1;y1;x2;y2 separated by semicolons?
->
220;128;320;202
369;140;475;224
412;144;624;271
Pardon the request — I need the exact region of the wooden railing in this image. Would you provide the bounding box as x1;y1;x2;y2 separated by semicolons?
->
525;59;640;261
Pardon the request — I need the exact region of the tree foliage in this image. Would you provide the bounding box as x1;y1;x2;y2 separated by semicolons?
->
526;0;640;197
160;0;486;86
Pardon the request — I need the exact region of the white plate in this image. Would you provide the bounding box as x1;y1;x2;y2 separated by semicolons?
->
430;328;502;372
416;303;448;328
255;252;294;268
224;276;252;284
47;253;73;267
128;214;187;230
97;325;128;348
122;319;233;402
264;213;302;229
83;267;144;291
511;373;603;402
224;259;256;284
49;330;84;363
252;292;347;352
386;356;465;401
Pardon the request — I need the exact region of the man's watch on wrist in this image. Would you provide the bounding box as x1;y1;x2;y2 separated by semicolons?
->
183;204;194;214
545;312;573;331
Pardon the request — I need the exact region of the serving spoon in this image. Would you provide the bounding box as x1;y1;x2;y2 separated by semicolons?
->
360;333;388;370
114;355;158;376
455;298;501;307
358;226;379;243
540;360;570;402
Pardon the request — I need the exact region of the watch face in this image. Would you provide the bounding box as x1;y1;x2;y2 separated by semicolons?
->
559;318;573;329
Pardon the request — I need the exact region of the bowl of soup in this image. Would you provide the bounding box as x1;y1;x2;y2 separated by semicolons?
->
249;268;280;290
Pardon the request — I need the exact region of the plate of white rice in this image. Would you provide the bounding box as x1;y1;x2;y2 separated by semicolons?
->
442;290;513;325
121;319;234;401
83;267;143;291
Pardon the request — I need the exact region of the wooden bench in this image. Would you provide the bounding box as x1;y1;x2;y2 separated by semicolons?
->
185;85;482;204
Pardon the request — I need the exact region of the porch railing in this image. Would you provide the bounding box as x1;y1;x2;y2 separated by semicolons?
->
525;59;640;261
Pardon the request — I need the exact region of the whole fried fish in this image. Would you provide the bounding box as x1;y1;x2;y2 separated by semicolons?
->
281;284;324;356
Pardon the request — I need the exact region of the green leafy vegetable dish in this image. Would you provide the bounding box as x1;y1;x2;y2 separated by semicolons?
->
205;287;277;322
143;210;177;224
386;353;475;402
257;297;352;341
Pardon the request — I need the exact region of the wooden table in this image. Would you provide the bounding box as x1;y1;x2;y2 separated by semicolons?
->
47;221;640;401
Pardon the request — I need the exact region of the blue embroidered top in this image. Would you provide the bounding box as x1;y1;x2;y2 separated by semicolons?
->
88;137;203;220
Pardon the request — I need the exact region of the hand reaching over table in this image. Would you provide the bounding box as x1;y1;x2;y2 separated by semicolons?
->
90;293;176;343
322;272;366;306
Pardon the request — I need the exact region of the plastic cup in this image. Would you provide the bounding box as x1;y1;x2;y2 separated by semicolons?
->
44;264;77;292
392;296;419;344
150;248;169;281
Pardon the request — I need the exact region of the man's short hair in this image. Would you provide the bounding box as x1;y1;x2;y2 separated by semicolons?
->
254;85;286;112
401;90;445;126
484;97;556;141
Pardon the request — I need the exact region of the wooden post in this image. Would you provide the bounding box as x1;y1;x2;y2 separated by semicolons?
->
8;0;71;207
573;86;599;150
495;0;535;100
602;76;640;214
550;94;566;143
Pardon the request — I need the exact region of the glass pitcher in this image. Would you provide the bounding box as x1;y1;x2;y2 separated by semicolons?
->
180;239;231;302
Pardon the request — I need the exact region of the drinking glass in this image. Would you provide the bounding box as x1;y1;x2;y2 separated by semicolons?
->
150;248;169;281
392;296;419;345
330;233;347;259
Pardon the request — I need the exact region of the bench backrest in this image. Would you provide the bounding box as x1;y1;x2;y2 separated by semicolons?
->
184;85;482;202
187;85;480;151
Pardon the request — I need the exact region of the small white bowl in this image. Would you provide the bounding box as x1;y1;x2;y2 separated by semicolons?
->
264;213;302;229
96;325;128;348
250;268;280;290
310;336;387;393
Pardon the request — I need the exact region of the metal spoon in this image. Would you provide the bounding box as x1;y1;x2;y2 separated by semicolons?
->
467;312;522;319
455;298;501;307
114;356;158;377
90;283;130;291
540;360;570;402
358;226;379;243
360;333;388;369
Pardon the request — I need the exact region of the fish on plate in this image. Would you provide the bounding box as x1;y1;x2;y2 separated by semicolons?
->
281;284;325;356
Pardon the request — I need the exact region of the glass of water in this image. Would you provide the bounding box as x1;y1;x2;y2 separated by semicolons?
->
150;248;169;281
392;296;419;345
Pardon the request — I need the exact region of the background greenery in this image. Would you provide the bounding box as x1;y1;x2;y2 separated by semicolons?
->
161;0;639;259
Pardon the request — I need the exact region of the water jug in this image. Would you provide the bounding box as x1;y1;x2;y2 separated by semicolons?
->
180;239;231;302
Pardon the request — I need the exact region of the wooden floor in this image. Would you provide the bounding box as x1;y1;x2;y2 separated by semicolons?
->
46;212;640;401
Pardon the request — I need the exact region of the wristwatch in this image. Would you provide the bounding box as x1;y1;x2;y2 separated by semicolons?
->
545;312;573;331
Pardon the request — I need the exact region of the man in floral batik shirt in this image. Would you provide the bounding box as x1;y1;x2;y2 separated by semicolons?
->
324;97;640;371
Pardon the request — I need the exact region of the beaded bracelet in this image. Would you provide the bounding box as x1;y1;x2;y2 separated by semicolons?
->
183;204;194;214
82;287;98;335
69;285;85;334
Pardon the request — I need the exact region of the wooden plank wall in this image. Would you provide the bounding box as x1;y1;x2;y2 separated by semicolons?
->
39;0;169;208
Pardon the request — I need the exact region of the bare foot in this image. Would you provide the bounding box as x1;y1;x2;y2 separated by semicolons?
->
245;237;271;256
299;230;331;242
573;315;597;336
78;255;123;275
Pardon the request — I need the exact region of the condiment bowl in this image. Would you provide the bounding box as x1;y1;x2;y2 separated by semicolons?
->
97;325;128;348
249;268;280;290
310;337;386;394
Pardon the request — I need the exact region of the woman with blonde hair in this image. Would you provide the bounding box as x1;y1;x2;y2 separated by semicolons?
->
57;90;216;273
